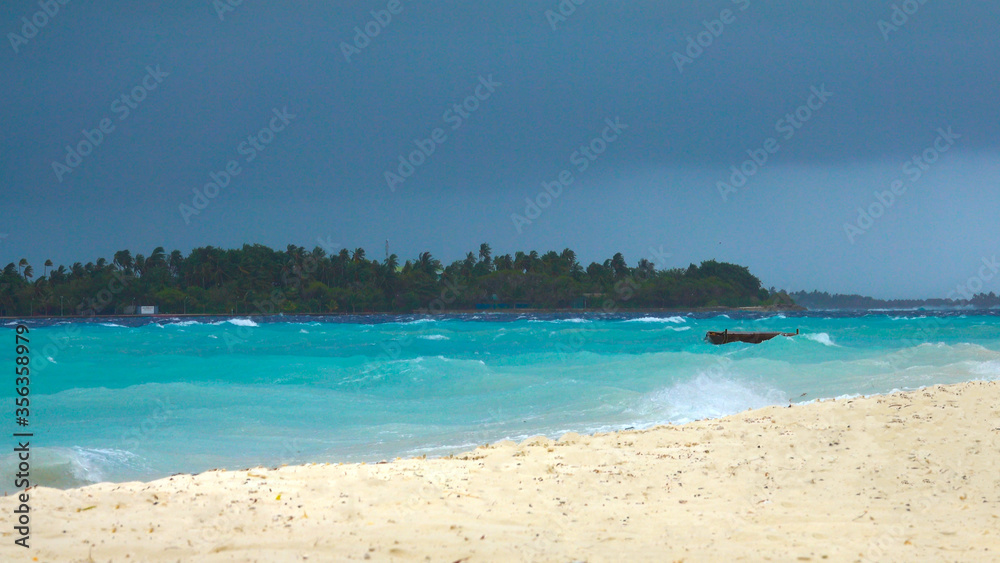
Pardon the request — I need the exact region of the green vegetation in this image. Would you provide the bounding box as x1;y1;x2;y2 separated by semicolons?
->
788;290;1000;310
0;244;786;316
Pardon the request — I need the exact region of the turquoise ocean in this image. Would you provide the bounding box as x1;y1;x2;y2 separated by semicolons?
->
3;311;999;489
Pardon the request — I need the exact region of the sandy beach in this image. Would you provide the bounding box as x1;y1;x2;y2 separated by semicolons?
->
2;380;998;562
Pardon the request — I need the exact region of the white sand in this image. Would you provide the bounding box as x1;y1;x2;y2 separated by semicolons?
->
2;380;998;562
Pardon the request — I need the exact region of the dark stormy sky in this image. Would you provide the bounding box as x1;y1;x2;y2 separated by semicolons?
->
2;1;999;298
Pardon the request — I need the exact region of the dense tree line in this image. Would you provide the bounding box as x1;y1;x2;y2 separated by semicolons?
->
0;244;783;316
788;290;1000;310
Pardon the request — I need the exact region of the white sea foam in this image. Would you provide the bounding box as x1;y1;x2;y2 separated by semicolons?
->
634;373;787;425
223;318;259;327
68;447;139;483
398;318;436;325
972;360;1000;376
803;332;838;347
167;320;204;327
624;316;687;324
100;323;127;328
754;314;788;321
0;446;138;489
25;312;1000;485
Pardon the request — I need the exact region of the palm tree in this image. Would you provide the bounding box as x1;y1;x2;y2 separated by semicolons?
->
636;258;656;280
385;253;399;272
18;258;27;277
147;247;166;270
560;248;582;276
168;250;184;278
283;245;305;274
22;264;33;281
113;250;133;273
43;259;53;277
494;254;514;271
133;254;146;277
375;254;399;296
33;280;50;314
541;251;560;275
309;246;329;285
479;243;492;265
416;252;441;277
95;258;107;272
462;252;476;277
610;253;628;279
514;251;527;273
52;265;67;283
200;246;226;287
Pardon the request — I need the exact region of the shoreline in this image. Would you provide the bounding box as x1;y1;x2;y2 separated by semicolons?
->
2;380;997;561
11;305;1000;321
2;308;804;320
0;307;861;321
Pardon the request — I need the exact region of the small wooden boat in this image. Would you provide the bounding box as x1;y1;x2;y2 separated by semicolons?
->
705;329;799;345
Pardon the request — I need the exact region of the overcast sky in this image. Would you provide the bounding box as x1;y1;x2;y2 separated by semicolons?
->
2;1;999;298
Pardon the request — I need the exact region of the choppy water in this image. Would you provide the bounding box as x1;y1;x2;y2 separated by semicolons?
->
2;311;998;488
